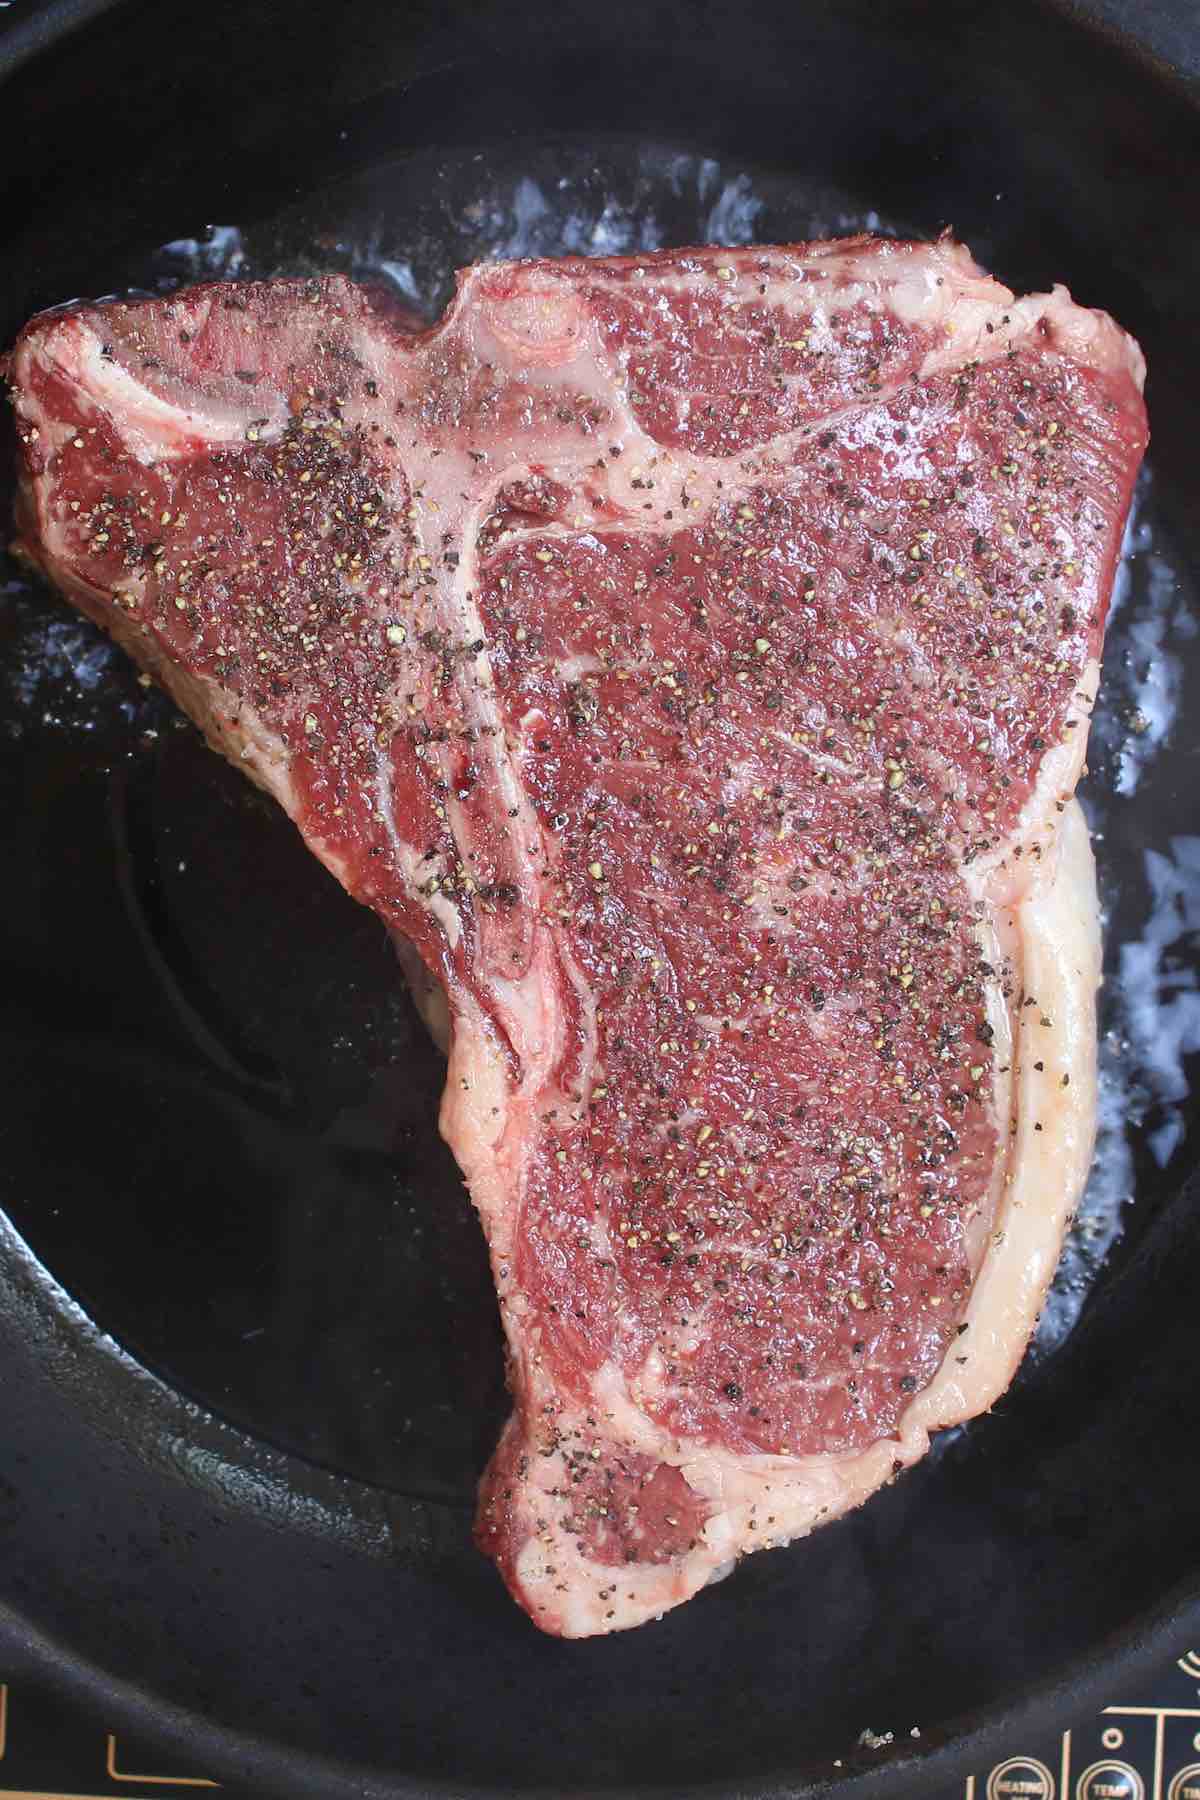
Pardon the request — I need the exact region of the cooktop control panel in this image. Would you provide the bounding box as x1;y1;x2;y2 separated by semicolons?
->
950;1651;1200;1800
961;1700;1200;1800
0;1649;1198;1797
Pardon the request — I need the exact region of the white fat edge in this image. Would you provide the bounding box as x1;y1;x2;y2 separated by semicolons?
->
965;656;1099;908
41;318;289;464
907;801;1099;1423
919;283;1146;391
484;932;575;1095
1033;492;1185;1349
951;653;1099;1273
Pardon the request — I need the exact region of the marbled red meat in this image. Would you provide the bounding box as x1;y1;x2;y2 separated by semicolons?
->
6;237;1147;1635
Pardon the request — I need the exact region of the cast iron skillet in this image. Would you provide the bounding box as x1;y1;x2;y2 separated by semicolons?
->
0;1;1198;1794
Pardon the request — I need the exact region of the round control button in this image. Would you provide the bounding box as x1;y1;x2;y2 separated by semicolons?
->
987;1756;1055;1800
1076;1761;1143;1800
1168;1765;1200;1800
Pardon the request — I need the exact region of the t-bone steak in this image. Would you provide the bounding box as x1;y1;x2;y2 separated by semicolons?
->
7;236;1147;1636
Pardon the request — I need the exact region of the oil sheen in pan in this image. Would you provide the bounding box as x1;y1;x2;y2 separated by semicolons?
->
0;150;1195;1493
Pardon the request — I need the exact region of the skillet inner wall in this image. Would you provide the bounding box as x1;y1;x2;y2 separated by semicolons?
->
0;0;1198;1794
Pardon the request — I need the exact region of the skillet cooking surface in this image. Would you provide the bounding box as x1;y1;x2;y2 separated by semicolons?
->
0;2;1198;1795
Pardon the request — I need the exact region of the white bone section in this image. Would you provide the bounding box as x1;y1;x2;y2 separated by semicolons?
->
39;318;291;462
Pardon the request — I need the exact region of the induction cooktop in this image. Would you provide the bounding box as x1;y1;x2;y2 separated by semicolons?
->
2;1642;1200;1798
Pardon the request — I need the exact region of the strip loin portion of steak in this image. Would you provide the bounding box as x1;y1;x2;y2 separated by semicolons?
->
8;237;1147;1635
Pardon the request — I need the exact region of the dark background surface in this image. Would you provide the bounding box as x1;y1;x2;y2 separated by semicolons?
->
0;1;1198;1797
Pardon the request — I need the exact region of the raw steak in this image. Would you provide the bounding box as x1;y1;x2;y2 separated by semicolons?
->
6;237;1147;1636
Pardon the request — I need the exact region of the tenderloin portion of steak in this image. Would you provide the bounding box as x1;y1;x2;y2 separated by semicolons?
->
7;238;1146;1636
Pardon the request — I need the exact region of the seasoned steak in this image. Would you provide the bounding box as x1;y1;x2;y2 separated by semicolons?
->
7;236;1147;1634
